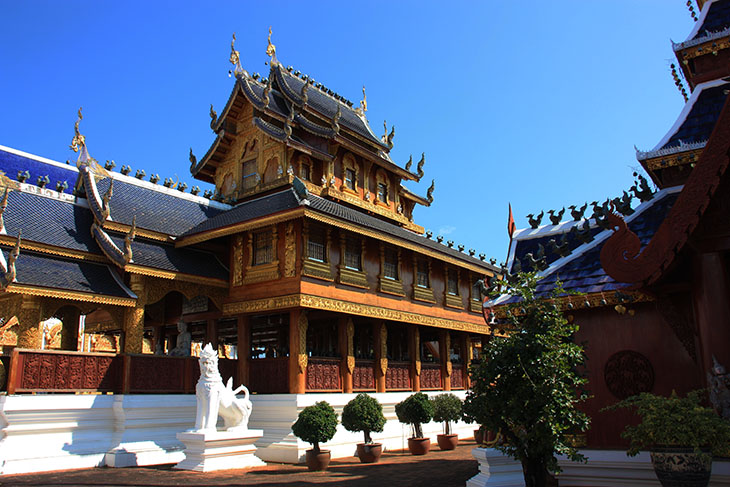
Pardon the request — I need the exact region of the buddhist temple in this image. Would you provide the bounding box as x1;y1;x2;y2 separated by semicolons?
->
491;0;730;468
0;30;497;400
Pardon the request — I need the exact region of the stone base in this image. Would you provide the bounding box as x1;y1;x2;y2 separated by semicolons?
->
467;448;525;487
174;429;265;472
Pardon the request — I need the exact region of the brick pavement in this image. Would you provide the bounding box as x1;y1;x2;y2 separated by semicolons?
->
1;440;481;487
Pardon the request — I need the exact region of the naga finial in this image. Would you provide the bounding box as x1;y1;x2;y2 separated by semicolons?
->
331;105;341;134
2;230;21;289
266;26;277;60
101;179;114;221
70;107;86;153
0;187;9;234
189;148;197;171
284;108;295;139
356;85;367;116
209;104;218;129
416;152;425;179
123;216;136;265
427;179;435;204
387;125;395;149
300;80;309;105
262;75;272;108
404;155;413;172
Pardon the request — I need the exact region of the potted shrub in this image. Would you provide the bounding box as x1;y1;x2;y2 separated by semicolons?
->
604;390;730;487
342;393;386;463
395;392;434;455
292;401;338;471
431;393;462;450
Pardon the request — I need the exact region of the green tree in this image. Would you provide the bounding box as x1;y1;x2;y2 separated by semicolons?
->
464;273;590;487
342;393;386;444
292;401;338;453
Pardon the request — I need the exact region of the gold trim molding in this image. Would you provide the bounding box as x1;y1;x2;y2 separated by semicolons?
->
644;149;702;171
222;293;490;333
124;264;228;287
5;284;137;307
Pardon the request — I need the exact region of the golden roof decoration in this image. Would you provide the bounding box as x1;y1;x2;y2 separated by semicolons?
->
355;85;367;116
266;26;277;61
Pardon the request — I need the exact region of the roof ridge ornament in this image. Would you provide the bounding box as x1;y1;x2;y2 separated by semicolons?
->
101;179;114;221
229;32;247;79
69;107;110;179
404;155;413;171
210;104;218;129
123;216;136;265
266;26;277;64
331;105;341;134
416;152;425;180
0;187;8;234
355;85;367;117
0;230;21;290
426;179;435;205
189;148;197;172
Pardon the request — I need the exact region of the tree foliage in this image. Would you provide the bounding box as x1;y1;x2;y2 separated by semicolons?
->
431;393;463;435
464;273;590;487
342;393;386;444
395;392;434;438
604;390;730;457
292;401;338;453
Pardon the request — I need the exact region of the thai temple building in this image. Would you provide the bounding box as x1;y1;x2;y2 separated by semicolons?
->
488;0;730;482
0;29;497;473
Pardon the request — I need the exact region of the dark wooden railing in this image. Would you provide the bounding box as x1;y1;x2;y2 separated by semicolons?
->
5;349;239;395
353;360;375;390
385;361;411;390
249;357;289;394
306;357;341;391
420;363;442;389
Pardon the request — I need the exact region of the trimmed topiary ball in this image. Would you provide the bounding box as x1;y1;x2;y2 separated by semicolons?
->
395;392;434;439
292;401;338;453
342;393;386;444
431;393;463;435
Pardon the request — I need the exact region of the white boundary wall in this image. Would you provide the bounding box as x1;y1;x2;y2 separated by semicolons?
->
0;391;475;475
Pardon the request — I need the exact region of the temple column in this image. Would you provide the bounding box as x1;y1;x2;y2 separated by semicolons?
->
59;307;80;351
206;319;218;349
441;330;451;391
288;308;307;394
123;275;145;354
410;325;420;391
16;295;43;349
374;320;387;393
236;315;250;386
340;317;353;393
692;252;730;379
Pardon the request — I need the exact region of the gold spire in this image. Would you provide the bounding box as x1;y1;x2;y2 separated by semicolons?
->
356;86;368;116
266;26;276;58
229;32;241;67
70;107;86;153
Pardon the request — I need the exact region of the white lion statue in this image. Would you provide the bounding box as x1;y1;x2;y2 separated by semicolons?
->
195;343;253;432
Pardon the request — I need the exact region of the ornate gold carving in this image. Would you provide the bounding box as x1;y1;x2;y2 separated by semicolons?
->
445;332;452;377
222;294;301;315
233;234;244;286
446;361;452;377
644;149;703;171
302;259;334;281
415;360;421;376
339;267;369;288
380;358;388;376
69;107;87;154
266;26;276;58
346;317;355;373
16;296;43;349
284;221;296;277
243;262;280;284
229;32;241;68
379;324;388;375
414;327;420;376
677;36;730;62
5;284;137;307
298;310;308;373
123;304;145;353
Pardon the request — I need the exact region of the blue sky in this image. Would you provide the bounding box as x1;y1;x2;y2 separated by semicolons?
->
0;1;693;263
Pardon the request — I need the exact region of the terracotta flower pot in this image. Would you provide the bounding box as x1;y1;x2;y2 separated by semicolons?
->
356;443;383;463
437;433;459;450
407;437;431;455
305;449;331;471
650;447;712;487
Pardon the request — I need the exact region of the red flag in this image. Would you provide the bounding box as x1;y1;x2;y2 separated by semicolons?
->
507;203;516;238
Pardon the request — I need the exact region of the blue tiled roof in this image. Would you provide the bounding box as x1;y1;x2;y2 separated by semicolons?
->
3;190;100;254
0;148;76;193
693;0;730;40
500;192;678;304
510;225;602;273
109;233;228;281
95;177;226;237
661;83;730;150
2;248;135;298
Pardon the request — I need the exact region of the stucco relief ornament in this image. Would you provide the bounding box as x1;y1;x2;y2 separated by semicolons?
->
194;343;253;432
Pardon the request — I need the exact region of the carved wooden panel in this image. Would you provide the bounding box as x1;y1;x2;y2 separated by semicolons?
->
249;358;289;394
306;358;341;391
13;350;121;392
385;362;411;390
128;355;187;392
421;363;442;389
353;360;375;390
451;366;464;389
604;350;655;399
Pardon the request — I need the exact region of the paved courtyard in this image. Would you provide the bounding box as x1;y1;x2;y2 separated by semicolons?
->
1;440;480;487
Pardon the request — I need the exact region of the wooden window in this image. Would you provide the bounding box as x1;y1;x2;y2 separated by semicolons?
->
250;314;289;359
307;320;339;358
242;159;257;190
301;162;310;181
307;225;326;262
345;168;356;191
416;259;430;288
420;328;440;363
354;323;374;359
344;236;362;270
383;247;398;280
377;182;388;203
386;323;409;361
447;268;459;295
252;229;273;266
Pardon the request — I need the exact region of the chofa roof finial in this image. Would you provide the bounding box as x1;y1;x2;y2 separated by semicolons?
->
266;26;277;63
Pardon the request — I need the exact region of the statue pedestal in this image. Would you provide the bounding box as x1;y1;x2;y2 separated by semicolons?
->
174;429;265;472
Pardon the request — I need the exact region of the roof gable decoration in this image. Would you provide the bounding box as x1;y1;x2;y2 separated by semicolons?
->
0;231;21;290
